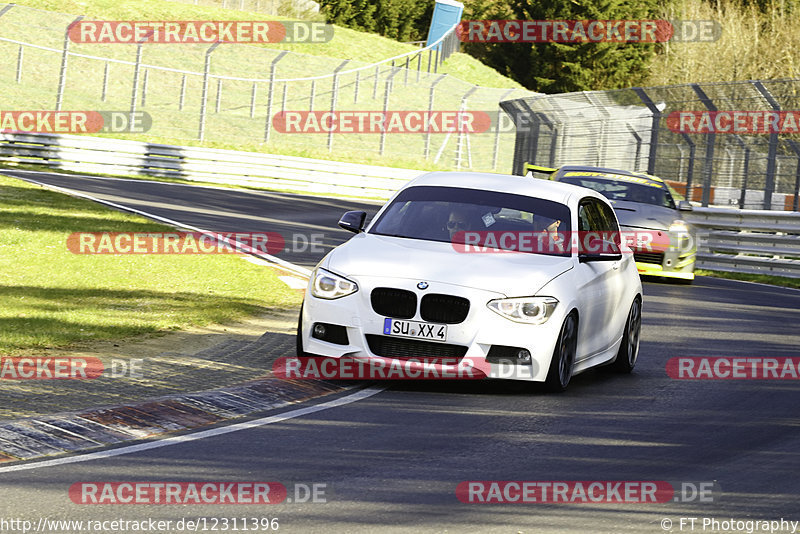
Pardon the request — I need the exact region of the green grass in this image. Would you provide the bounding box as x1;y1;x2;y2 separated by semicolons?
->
696;269;800;290
0;0;526;175
11;0;521;87
0;173;302;355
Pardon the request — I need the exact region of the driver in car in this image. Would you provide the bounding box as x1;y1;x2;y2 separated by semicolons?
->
445;207;478;240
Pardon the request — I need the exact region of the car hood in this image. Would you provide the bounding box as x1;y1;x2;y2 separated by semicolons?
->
323;233;573;297
610;200;679;230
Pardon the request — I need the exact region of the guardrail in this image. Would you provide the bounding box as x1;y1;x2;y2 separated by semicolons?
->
3;131;799;278
687;208;800;278
0;132;421;198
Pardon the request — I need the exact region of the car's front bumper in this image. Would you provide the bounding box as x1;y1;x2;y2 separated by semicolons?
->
301;275;565;382
630;228;696;280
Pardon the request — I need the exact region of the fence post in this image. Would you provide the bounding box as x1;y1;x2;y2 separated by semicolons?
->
179;75;187;111
281;83;288;113
633;87;662;175
56;16;83;111
198;42;220;141
263;50;288;143
680;133;696;201
627;125;643;171
310;79;316;110
492;88;516;170
379;68;400;156
786;140;800;211
424;74;447;159
729;136;751;209
101;61;109;101
455;86;478;169
354;70;360;103
372;65;380;100
753;81;781;210
328;60;350;152
215;78;222;113
141;68;149;107
130;28;153;128
15;45;23;83
691;84;716;207
250;82;257;118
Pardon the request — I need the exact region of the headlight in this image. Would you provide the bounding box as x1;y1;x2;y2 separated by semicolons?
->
669;220;689;233
487;296;558;324
311;268;358;299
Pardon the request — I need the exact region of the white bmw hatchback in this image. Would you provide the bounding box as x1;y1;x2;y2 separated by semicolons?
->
297;171;643;391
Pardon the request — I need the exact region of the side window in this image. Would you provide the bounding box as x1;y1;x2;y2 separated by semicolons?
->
578;199;605;231
594;200;620;233
580;198;621;253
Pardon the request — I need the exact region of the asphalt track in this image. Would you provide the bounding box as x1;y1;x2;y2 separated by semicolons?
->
2;170;800;533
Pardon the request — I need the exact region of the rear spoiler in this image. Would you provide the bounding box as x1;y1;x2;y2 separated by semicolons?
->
523;163;557;178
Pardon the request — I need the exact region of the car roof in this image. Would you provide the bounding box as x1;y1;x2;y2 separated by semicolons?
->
405;171;607;207
554;165;667;189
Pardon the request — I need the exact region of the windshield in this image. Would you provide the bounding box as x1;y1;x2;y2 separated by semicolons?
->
369;186;572;256
559;175;675;209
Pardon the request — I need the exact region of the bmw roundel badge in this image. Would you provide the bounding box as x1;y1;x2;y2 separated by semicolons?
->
417;281;429;290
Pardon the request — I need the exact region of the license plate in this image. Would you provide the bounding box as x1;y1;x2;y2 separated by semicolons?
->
384;318;447;342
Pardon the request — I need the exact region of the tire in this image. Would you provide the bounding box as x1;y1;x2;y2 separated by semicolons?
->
544;313;578;392
612;297;641;373
295;301;308;358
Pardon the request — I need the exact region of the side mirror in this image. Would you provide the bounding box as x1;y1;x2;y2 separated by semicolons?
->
338;211;366;233
678;200;693;212
578;253;622;263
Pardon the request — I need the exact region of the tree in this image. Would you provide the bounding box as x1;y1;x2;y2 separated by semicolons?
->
462;0;660;93
319;0;432;42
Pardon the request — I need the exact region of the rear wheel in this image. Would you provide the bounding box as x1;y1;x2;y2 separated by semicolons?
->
613;297;641;373
544;313;578;392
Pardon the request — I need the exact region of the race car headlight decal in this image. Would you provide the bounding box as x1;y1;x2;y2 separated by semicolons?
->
487;297;558;324
669;220;689;233
311;268;358;300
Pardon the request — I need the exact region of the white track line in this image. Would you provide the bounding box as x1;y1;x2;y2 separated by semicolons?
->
0;386;385;473
11;172;312;278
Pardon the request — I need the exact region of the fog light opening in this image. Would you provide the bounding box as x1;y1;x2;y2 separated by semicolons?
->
516;349;532;364
312;323;326;338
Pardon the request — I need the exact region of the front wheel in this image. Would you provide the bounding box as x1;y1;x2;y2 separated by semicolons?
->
295;301;308;358
612;297;641;373
544;313;578;392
